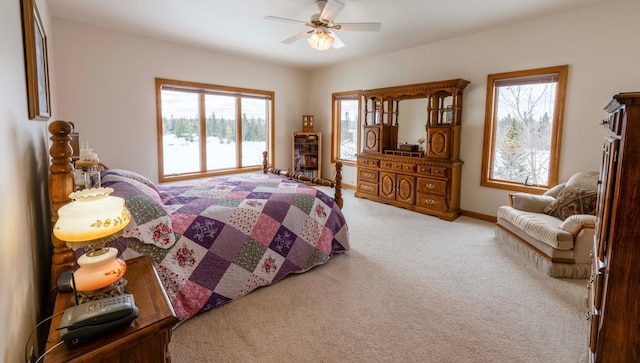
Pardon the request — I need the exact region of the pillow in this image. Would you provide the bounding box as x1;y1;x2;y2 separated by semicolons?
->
101;178;176;249
509;193;555;213
544;186;598;220
101;173;162;206
101;169;160;194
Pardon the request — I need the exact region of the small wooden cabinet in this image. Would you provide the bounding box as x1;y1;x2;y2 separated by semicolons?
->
45;256;178;362
588;92;640;362
302;115;315;132
355;79;469;221
292;132;321;178
379;171;415;204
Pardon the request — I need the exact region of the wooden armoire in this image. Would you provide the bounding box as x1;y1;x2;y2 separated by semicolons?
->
589;92;640;362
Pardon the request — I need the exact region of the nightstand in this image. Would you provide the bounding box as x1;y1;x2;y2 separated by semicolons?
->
45;255;179;362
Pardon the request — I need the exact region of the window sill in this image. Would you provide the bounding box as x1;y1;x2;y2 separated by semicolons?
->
481;180;549;195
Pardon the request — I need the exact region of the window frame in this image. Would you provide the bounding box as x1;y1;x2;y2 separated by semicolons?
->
155;78;274;183
331;90;361;166
481;65;569;193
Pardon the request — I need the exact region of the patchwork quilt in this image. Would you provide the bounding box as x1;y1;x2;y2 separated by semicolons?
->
99;170;350;320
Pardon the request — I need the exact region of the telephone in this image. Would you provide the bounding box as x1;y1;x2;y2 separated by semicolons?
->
57;294;139;348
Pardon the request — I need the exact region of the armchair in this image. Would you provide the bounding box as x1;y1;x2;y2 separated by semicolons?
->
495;171;599;278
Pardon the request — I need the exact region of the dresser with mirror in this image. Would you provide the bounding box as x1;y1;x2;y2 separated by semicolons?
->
355;78;469;221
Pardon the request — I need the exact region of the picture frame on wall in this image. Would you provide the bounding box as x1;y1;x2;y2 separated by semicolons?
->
22;0;51;121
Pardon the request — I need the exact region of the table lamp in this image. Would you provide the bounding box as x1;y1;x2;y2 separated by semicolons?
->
53;187;131;294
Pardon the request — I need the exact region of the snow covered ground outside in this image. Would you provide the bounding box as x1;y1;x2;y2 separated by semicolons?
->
163;134;265;175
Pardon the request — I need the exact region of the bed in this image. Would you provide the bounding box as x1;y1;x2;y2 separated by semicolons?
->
48;120;349;320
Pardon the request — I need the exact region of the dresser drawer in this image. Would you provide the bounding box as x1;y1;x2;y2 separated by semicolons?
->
431;166;448;178
380;160;393;169
357;181;378;196
358;158;379;168
417;178;447;196
358;168;379;183
393;162;416;172
380;160;416;172
415;192;448;211
417;164;449;178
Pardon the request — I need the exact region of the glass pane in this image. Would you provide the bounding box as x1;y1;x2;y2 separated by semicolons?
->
339;99;358;161
436;95;453;125
241;98;268;167
160;90;200;175
491;81;556;185
205;94;237;170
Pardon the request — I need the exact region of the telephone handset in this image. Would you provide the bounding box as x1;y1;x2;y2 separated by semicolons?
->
57;294;139;347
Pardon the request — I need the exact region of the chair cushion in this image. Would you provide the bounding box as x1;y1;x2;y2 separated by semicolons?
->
510;193;555;213
497;206;574;250
543;186;597;220
566;171;599;190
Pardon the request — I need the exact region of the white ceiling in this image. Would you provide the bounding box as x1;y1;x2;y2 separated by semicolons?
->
48;0;611;71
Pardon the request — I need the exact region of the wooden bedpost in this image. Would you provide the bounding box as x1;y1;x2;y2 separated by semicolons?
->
261;150;344;209
48;120;77;286
262;151;268;174
334;161;343;209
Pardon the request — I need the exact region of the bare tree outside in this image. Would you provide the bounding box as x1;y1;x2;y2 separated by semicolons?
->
492;82;556;186
482;65;568;191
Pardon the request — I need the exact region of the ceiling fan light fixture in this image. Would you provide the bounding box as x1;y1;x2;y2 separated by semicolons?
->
307;30;334;51
266;0;380;49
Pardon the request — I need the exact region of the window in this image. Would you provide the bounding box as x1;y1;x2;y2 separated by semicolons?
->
481;65;568;192
331;91;361;165
156;78;274;182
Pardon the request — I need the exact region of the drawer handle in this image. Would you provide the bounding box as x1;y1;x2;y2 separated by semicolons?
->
426;183;435;189
425;199;435;205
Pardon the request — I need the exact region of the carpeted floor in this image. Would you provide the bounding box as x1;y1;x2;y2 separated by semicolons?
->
169;188;589;363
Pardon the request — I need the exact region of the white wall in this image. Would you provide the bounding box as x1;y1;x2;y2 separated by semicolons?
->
50;0;639;218
1;0;56;362
310;0;640;216
52;19;311;182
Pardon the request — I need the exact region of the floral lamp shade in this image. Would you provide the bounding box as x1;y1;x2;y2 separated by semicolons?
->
54;187;130;246
53;187;131;292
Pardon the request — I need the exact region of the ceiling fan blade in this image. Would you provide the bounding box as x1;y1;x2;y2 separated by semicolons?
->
320;0;345;23
330;31;345;49
337;22;382;32
281;30;313;44
264;16;307;25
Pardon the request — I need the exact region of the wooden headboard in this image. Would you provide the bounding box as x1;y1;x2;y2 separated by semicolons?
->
47;120;343;286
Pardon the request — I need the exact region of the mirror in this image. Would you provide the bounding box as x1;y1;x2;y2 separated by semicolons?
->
397;98;427;149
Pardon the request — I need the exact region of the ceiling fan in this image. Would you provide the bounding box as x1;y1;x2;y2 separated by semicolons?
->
264;0;382;50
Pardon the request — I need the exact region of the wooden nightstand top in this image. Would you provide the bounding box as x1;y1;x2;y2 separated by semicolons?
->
45;255;178;362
